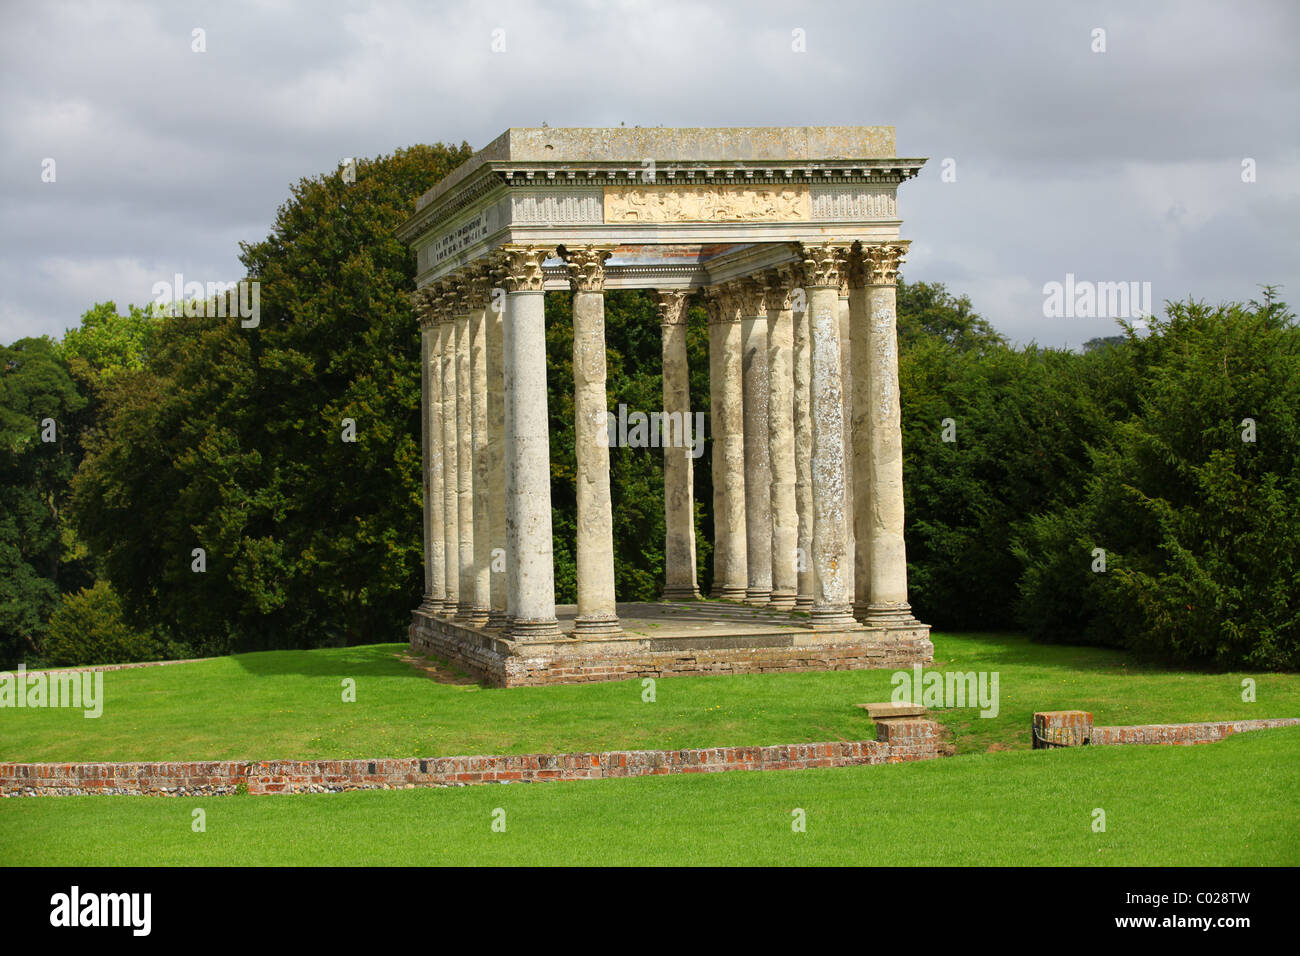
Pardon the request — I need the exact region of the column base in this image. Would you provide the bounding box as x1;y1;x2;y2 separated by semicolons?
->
768;589;797;610
809;604;863;630
486;609;509;630
711;584;749;601
573;615;623;637
794;593;813;609
439;596;459;619
856;601;917;627
506;618;564;641
660;586;702;601
462;606;491;628
745;587;772;606
418;595;446;615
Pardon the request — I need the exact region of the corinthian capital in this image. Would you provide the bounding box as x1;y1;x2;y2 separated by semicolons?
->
412;286;439;329
704;285;739;325
499;244;552;293
798;240;851;289
656;290;690;327
862;241;910;286
763;267;796;313
734;277;765;317
560;244;616;293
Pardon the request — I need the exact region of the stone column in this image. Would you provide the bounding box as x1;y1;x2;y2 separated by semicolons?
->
800;242;859;629
437;291;459;614
657;290;700;601
764;269;798;610
838;275;856;604
791;262;813;609
485;263;508;629
565;244;621;636
501;245;562;639
466;274;492;626
859;241;917;625
738;279;773;605
453;285;475;620
415;290;446;614
705;287;747;600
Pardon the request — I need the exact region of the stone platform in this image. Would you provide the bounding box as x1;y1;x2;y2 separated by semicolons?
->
410;601;932;687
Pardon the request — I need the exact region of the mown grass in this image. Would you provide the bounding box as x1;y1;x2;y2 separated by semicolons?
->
3;727;1296;866
3;633;1296;762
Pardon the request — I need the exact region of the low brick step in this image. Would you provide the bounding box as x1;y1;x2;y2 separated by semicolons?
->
857;702;928;719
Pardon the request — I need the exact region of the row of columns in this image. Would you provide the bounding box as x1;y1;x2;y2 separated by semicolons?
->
686;240;915;628
415;243;621;641
414;238;915;642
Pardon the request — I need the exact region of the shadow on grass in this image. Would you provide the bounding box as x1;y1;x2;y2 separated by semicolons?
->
930;631;1243;677
229;642;428;680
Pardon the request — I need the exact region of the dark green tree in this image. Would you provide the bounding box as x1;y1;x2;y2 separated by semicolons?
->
0;337;91;665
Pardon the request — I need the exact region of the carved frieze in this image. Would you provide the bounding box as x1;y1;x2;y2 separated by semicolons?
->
604;184;811;223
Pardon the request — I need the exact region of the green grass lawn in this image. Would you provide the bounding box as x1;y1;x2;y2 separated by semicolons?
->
3;727;1296;866
3;633;1296;762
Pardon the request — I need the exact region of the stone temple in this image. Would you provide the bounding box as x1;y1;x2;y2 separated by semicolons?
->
397;126;934;686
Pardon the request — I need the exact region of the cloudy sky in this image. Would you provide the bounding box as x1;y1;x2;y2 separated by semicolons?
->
2;0;1297;348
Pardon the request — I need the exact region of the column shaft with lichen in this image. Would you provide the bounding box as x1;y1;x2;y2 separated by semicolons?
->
801;243;860;629
658;290;700;600
415;291;446;614
765;270;797;610
438;299;459;613
791;266;813;609
739;279;773;605
567;245;621;635
485;268;508;628
860;242;916;624
706;288;748;600
501;246;561;639
467;277;491;626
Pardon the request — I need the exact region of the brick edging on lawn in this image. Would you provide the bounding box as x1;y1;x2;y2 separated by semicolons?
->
6;656;220;676
1090;717;1300;746
0;718;940;797
1032;712;1300;749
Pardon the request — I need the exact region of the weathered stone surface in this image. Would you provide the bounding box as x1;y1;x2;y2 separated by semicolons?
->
860;243;915;625
739;279;773;605
858;702;928;718
415;303;445;613
410;603;933;688
765;270;798;610
438;314;459;610
501;246;560;639
467;288;491;626
707;289;748;600
658;291;700;600
485;271;508;628
454;307;475;619
568;245;621;635
415;126;900;212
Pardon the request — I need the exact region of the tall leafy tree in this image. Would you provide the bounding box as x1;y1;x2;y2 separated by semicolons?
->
0;337;90;664
72;144;472;654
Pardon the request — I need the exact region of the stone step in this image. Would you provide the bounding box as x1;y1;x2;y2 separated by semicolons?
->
857;702;928;719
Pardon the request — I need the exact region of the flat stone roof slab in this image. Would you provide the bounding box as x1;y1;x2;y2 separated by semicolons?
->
417;125;898;211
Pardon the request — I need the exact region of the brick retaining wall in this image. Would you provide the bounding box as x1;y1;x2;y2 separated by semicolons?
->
1;722;940;797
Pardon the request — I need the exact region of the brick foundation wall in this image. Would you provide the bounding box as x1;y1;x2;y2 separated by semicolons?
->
1;725;942;797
